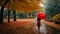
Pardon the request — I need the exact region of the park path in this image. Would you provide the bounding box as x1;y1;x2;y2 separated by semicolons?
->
0;19;47;34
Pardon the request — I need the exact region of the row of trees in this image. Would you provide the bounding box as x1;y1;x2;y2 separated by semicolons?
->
0;7;40;24
0;8;16;23
16;11;40;19
0;0;16;24
2;8;40;19
0;0;42;24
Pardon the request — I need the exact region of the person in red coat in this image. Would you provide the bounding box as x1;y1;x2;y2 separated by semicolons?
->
37;11;46;32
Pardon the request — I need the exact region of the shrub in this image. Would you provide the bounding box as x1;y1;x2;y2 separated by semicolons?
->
52;14;60;20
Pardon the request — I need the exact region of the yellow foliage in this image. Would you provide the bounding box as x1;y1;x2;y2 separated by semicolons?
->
52;14;60;20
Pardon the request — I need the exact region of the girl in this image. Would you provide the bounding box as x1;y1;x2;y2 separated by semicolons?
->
37;17;41;32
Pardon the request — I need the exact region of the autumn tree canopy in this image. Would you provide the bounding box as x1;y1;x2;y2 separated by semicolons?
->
0;0;44;12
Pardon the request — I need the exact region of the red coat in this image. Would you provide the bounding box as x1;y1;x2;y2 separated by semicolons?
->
37;18;41;27
37;21;41;27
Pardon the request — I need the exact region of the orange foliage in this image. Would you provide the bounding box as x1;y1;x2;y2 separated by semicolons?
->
0;0;44;12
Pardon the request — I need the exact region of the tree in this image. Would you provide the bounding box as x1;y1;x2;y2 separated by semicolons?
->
8;9;10;23
44;0;60;18
13;9;16;21
0;0;9;24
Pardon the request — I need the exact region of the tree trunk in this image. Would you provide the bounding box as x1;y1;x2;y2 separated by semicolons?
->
13;10;16;21
0;6;4;24
8;10;10;23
